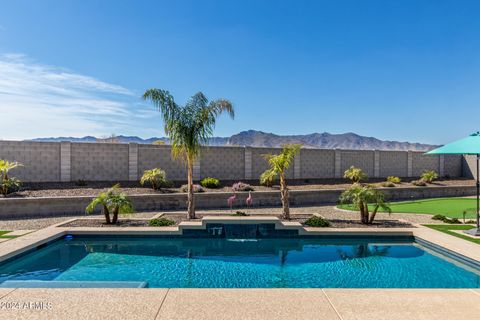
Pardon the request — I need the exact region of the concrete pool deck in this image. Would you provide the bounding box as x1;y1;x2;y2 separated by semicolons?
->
0;288;479;319
0;218;479;319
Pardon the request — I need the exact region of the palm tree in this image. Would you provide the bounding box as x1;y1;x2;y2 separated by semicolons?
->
142;89;234;219
86;184;134;224
339;184;391;224
0;159;23;180
0;160;23;196
260;144;301;220
140;168;168;190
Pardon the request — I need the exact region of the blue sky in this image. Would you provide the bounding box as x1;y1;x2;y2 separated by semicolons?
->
0;0;479;144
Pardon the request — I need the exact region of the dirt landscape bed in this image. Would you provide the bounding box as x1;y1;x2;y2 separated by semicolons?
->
58;213;414;229
5;178;475;198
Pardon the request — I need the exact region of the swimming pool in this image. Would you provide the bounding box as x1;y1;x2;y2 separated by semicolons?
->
0;236;478;288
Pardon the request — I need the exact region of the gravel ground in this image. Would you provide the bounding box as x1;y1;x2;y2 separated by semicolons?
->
0;206;434;231
3;178;474;198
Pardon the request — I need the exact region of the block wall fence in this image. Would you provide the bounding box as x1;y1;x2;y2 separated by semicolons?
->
0;141;464;183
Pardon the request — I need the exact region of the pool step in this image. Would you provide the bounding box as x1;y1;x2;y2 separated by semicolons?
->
0;280;148;288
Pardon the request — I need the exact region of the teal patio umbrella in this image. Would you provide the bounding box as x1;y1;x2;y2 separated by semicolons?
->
426;132;480;236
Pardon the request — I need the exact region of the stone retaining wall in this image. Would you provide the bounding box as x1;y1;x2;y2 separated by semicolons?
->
0;186;475;218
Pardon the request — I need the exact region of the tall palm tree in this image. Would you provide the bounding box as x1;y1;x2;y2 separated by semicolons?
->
143;89;234;219
260;144;301;220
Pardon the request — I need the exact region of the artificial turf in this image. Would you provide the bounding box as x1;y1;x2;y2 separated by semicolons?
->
0;231;16;238
338;197;478;219
424;224;480;245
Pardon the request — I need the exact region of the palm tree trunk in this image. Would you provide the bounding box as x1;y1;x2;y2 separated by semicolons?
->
112;207;119;224
102;205;111;224
359;202;366;223
369;205;379;224
187;158;195;220
280;173;290;220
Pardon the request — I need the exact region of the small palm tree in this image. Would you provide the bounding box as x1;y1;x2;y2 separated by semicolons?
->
260;144;301;220
344;166;367;183
143;89;234;219
0;160;23;180
86;184;134;224
0;160;23;196
339;184;391;224
140;168;168;190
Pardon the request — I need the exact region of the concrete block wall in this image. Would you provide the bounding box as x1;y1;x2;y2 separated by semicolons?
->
444;154;463;177
71;143;129;181
200;146;245;180
0;141;60;182
463;155;478;179
340;150;375;177
300;149;335;179
411;152;440;177
378;151;408;178
137;145;187;181
0;140;466;182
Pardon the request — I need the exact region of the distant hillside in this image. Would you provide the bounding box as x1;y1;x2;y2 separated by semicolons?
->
30;130;436;151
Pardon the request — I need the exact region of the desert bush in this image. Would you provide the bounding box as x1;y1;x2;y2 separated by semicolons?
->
200;177;221;189
304;215;330;227
387;176;401;184
180;184;205;193
148;217;175;226
412;179;427;186
232;182;254;192
343;166;368;183
420;170;438;183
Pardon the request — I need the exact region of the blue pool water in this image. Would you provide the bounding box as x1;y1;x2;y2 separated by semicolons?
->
0;237;478;288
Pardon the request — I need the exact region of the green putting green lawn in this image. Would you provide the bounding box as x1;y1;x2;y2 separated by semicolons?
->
424;225;480;245
0;231;16;238
338;197;478;219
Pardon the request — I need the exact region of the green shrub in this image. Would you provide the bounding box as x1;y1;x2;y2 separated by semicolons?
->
412;179;427;186
432;214;446;221
443;217;461;224
230;211;249;216
465;220;476;224
232;182;254;192
180;184;205;193
343;166;368;183
0;177;21;196
200;177;221;189
382;181;396;187
387;176;401;184
140;168;170;190
420;170;438;183
304;215;330;227
75;179;87;186
148;217;175;226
